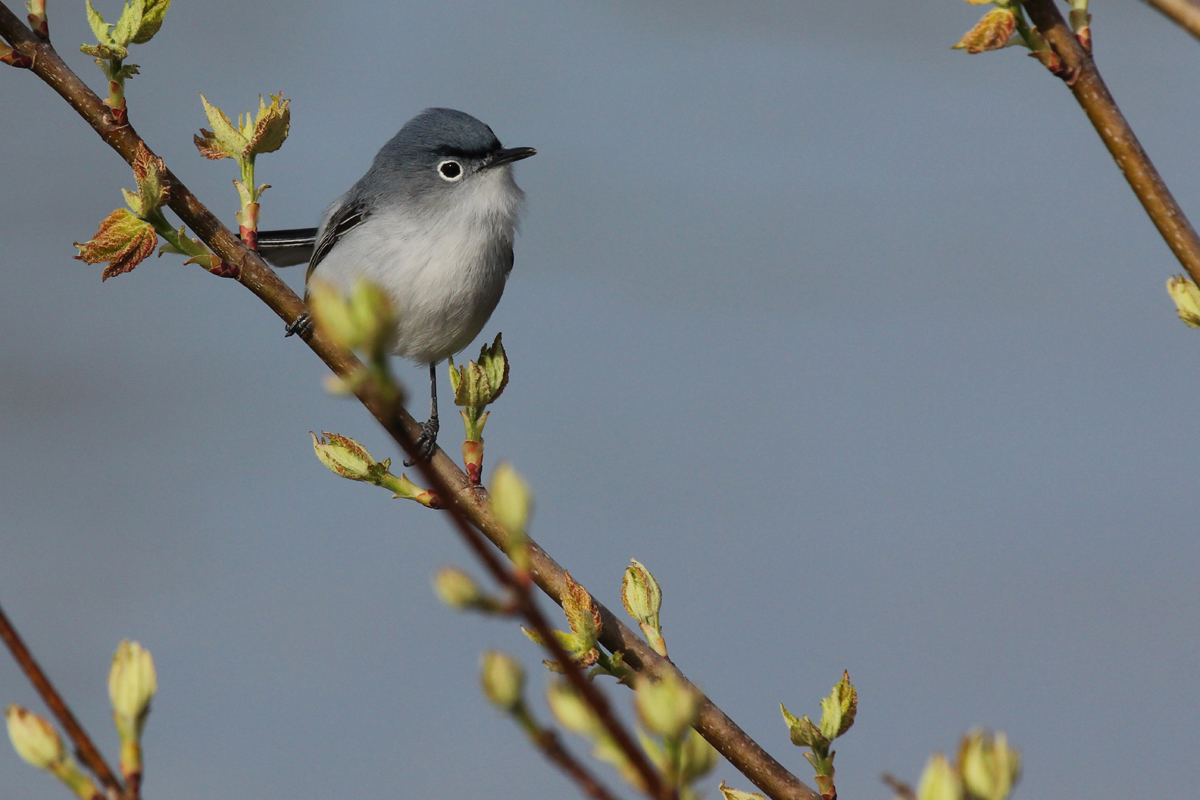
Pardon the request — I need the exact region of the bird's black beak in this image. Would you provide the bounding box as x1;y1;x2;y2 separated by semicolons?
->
484;147;537;169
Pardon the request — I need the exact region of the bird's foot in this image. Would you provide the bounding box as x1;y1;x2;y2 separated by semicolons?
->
284;312;313;339
404;416;440;466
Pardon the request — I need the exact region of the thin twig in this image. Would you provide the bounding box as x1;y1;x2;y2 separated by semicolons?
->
880;773;915;800
1021;0;1200;284
1139;0;1200;41
531;727;629;800
383;406;669;799
0;7;819;800
0;602;126;798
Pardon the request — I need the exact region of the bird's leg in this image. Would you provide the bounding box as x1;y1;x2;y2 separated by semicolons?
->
284;312;314;339
406;362;440;465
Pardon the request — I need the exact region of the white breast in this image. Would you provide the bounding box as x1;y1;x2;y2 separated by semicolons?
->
311;167;523;365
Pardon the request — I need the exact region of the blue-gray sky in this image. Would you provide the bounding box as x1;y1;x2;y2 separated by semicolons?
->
2;2;1198;798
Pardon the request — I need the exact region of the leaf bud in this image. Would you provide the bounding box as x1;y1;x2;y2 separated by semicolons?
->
109;640;157;729
952;8;1017;54
958;730;1020;800
545;681;599;737
479;651;525;713
490;462;533;538
621;558;666;656
917;753;963;800
5;704;63;770
634;672;700;741
1167;275;1200;328
679;729;719;784
433;567;497;611
312;431;377;481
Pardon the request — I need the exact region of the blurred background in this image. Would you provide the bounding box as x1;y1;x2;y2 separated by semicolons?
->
2;1;1198;798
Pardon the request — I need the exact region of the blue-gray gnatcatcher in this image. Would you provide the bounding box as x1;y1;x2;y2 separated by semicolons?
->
255;108;536;461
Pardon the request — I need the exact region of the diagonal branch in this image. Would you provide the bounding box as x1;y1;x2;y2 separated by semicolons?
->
0;602;126;798
1139;0;1200;42
1022;0;1200;284
0;7;818;800
530;726;630;800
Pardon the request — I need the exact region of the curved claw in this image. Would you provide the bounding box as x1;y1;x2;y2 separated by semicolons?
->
404;417;440;466
285;312;313;339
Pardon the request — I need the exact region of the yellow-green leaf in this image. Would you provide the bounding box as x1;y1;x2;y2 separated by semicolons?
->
780;703;828;749
131;0;171;44
952;8;1017;54
85;0;112;44
561;570;601;648
80;41;129;59
74;208;159;280
818;671;857;741
131;142;168;216
245;92;291;156
199;93;248;158
111;0;144;48
718;782;767;800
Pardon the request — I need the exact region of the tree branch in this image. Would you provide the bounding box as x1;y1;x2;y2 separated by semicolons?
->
1020;0;1200;284
0;7;818;800
531;727;630;800
0;602;126;798
1139;0;1200;41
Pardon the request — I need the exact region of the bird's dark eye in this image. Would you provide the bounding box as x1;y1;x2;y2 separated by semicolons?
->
437;160;463;181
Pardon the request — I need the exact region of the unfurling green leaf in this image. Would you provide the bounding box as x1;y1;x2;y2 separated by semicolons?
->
130;0;171;44
780;703;827;750
450;333;509;408
130;142;169;216
245;92;291;156
718;782;767;800
195;92;290;161
74;208;159;280
818;671;857;741
952;8;1017;54
85;0;112;44
80;41;128;60
196;93;246;159
110;0;143;48
561;571;601;652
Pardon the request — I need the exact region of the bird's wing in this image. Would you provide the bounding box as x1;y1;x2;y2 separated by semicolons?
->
255;228;318;267
306;198;371;284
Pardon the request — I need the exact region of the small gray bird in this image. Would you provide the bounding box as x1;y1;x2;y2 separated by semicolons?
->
256;108;536;461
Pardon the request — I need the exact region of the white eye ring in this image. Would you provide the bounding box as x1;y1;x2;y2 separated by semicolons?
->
437;160;464;182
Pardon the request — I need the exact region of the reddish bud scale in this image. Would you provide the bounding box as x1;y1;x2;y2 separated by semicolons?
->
1029;49;1077;83
239;226;258;251
0;42;32;68
208;260;240;279
815;775;836;800
28;15;48;40
462;439;484;485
